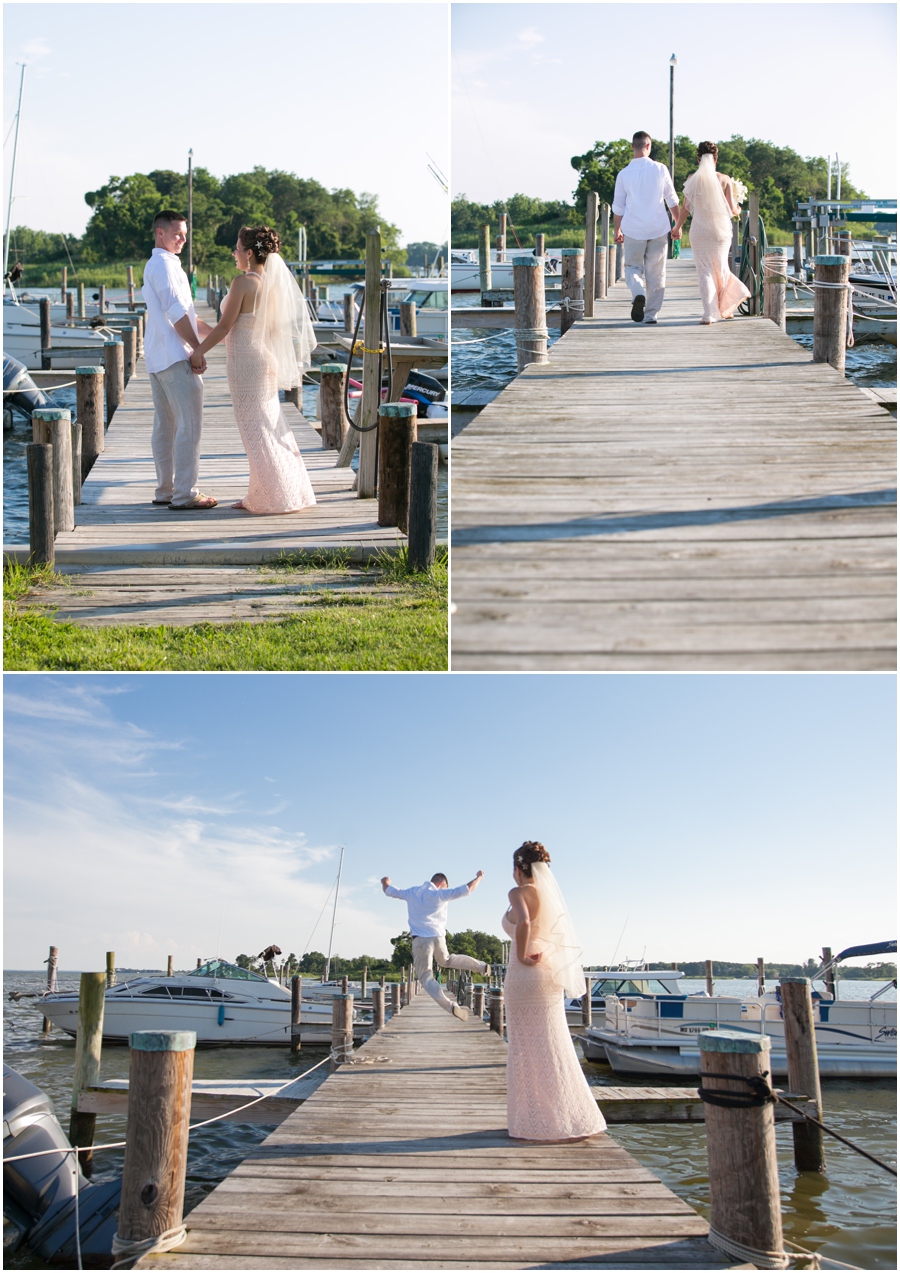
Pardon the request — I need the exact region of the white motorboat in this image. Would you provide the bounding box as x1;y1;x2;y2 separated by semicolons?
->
564;965;685;1030
35;958;369;1047
577;942;896;1079
451;248;563;292
3;298;114;370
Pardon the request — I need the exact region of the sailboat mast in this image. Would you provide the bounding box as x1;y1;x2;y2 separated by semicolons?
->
4;63;26;282
324;846;344;981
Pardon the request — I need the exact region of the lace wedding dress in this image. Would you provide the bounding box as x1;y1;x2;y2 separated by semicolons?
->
502;907;607;1141
684;155;750;323
225;294;316;514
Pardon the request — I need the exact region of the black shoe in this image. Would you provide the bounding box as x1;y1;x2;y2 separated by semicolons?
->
631;294;646;323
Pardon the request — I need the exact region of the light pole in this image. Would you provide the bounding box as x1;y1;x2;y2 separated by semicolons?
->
668;54;677;180
187;148;194;276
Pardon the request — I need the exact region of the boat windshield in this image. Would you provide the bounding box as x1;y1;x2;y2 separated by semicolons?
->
591;978;676;996
402;290;448;310
190;959;268;983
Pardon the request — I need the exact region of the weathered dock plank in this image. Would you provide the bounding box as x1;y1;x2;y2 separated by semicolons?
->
140;994;727;1271
451;258;896;670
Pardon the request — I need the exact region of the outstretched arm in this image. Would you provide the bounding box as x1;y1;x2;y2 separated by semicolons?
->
381;876;392;893
465;869;485;894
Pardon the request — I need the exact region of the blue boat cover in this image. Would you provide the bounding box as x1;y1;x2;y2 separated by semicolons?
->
834;941;897;962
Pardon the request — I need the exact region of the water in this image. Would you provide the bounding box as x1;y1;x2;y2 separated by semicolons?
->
5;971;895;1269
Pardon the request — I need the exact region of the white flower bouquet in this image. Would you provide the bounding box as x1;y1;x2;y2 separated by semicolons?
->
732;179;748;207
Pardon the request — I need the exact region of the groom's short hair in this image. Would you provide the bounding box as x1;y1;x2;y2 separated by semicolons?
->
153;210;187;230
632;131;651;146
431;873;448;887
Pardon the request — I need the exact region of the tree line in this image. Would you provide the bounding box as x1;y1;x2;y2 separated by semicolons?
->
453;134;867;240
652;960;896;981
236;929;504;980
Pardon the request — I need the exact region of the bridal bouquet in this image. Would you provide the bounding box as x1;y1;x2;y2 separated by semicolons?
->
732;178;748;207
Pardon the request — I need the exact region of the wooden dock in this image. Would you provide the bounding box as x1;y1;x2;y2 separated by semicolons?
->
5;304;405;567
140;993;728;1270
451;259;896;670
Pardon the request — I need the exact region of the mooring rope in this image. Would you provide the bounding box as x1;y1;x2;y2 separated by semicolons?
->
707;1226;790;1269
513;326;549;344
110;1224;188;1269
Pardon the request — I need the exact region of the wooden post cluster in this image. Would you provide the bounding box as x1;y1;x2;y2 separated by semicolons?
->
76;366;105;479
560;248;584;336
699;1031;787;1268
106;951;116;987
377;402;417;531
408;441;439;572
780;977;826;1172
478;224;492;295
472;984;485;1020
291;975;303;1054
26;443;55;565
763;248;788;332
41;945;59;1035
357;230;382;498
582;974;592;1027
319;363;347;450
68;972;107;1176
489;986;504;1036
583;192;598;318
372;985;385;1030
39;296;52;370
513;256;548;371
114;1030;195;1263
104;339;125;420
32;409;74;534
330;994;353;1070
813;256;850;376
399;300;417;338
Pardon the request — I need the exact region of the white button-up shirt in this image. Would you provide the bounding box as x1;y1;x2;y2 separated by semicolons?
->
612;157;679;241
384;880;470;938
141;248;199;374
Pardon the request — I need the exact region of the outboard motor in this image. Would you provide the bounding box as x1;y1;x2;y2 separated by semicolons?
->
3;354;54;425
3;1064;121;1265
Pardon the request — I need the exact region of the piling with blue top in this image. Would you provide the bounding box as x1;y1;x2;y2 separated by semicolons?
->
32;408;74;533
513;255;548;371
813;255;850;375
377;401;417;531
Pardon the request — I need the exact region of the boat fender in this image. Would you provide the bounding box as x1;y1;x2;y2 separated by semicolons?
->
218;1004;225;1026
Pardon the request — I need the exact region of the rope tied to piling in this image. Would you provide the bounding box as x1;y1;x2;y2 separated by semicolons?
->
513;326;549;344
352;341;386;357
707;1226;790;1269
560;297;585;312
110;1224;187;1269
698;1073;774;1109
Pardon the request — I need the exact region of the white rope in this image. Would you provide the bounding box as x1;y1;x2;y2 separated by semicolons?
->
514;326;549;344
707;1226;790;1269
450;329;514;346
110;1223;187;1269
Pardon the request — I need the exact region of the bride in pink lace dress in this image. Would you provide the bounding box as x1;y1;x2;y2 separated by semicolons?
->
503;841;606;1142
191;225;316;513
672;141;750;324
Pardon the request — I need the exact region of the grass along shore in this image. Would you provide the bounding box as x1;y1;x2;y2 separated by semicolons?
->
450;224;799;251
3;550;448;671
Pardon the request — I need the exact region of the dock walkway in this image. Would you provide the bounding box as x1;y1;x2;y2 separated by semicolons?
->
141;993;727;1270
7;304;404;567
451;259;896;670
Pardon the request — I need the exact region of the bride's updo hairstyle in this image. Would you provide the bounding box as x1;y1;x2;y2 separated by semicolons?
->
238;225;281;264
514;841;551;877
697;141;719;163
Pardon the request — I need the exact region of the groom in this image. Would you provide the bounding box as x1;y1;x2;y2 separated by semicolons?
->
142;210;217;509
381;870;490;1021
612;131;679;325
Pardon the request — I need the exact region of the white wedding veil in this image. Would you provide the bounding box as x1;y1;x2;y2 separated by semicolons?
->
251;252;317;389
683;152;732;239
531;861;586;997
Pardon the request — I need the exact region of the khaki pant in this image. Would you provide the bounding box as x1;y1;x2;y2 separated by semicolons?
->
624;233;669;320
149;358;204;506
412;935;485;1015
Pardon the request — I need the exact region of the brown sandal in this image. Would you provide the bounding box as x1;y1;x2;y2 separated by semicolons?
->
169;493;218;510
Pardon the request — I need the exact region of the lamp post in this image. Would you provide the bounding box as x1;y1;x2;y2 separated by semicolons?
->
187;148;193;275
668;54;677;180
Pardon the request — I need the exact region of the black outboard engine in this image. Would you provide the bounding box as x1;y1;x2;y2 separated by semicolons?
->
3;354;55;425
3;1064;121;1265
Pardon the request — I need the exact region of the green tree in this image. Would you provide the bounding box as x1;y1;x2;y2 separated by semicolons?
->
570;138;634;214
447;929;504;964
390;931;413;969
82;174;166;261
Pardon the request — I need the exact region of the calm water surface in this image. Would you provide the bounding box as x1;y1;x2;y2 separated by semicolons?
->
4;972;896;1269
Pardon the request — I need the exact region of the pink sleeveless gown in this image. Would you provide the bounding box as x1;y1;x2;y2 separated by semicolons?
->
502;909;606;1141
225;305;316;514
686;172;750;322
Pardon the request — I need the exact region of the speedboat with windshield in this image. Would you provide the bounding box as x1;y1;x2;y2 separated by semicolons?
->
35;958;368;1047
564;964;685;1030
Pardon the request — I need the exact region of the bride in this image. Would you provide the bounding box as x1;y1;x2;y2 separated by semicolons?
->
190;225;317;513
672;141;750;324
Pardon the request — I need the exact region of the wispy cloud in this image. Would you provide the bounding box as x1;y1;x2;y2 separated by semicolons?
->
516;26;544;49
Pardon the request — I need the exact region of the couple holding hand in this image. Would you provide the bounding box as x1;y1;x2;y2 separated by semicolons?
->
382;842;606;1144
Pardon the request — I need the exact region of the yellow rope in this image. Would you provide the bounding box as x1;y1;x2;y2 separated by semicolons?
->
353;341;386;356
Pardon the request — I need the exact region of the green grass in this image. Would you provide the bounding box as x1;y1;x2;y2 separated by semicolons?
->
3;554;448;671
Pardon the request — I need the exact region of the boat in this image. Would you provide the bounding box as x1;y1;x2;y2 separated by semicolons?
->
577;942;896;1079
3;297;114;370
3;354;54;427
35;957;370;1047
564;964;686;1029
451;248;563;292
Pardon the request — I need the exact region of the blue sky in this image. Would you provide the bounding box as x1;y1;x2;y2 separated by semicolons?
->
4;674;895;971
3;3;448;246
452;3;897;205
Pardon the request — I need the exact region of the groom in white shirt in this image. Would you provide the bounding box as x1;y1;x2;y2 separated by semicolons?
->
612;131;679;325
381;870;489;1021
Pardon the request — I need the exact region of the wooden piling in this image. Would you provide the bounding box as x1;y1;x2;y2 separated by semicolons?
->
26;443;55;566
135;311;144;358
598;204;610;300
77;282;86;319
39;296;52;370
699;1031;787;1268
106;952;116;987
68;971;106;1176
747;192;760;315
489;986;504;1036
114;1030;195;1262
464;981;474;1012
408;440;438;572
560;248;584;336
104;339;125;420
757;958;766;997
41;945;59;1035
330;994;353;1070
341;976;349;994
167;956;174;977
390;982;400;1015
780;977;826;1172
318;363;347;451
534;232;545;257
512;256;548;371
98;284;106;316
377;402;416;531
66;290;75;320
61;266;67;300
615;240;624;283
583;192;598;318
497;212;507;262
400;979;409;1007
127;265;135;310
343;292;357;334
478;224;492;295
582;973;592;1027
813;256;850;376
71;418;82;507
793;231;803;276
472;984;485;1020
705;960;714;997
122;326;137;383
821;947;836;1002
33;409;74;534
763;248;787;332
372;985;385;1030
357;229;382;498
76;366;105;479
399;300;417;338
283;387;301;409
290;976;302;1054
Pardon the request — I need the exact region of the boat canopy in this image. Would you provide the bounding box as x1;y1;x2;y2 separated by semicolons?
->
834;941;897;962
190;958;268;982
